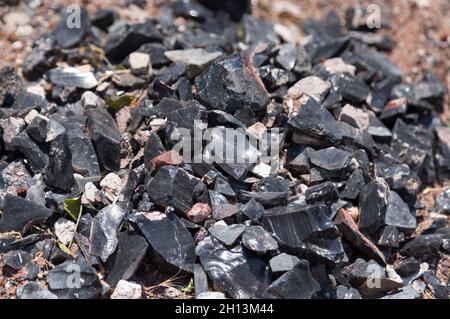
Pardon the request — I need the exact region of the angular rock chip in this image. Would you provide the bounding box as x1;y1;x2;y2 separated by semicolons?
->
305;181;339;204
89;204;127;262
16;282;58;299
435;188;450;213
165;49;222;78
48;67;97;89
131;211;196;272
196;237;270;299
105;231;148;286
340;169;365;200
2;250;32;270
262;261;320;299
105;22;162;63
283;76;331;115
209;222;246;247
0;194;53;234
195;53;270;113
86;108;121;172
242;226;278;255
262;204;346;263
0;66;23;107
309;147;352;172
330;73;370;104
377;225;400;248
240;198;264;221
288;96;342;145
43;134;74;192
147;166;203;215
339;104;369;129
269;253;301;274
209;190;238;220
11;132;48;173
68;135;100;178
385;191;416;231
46;259;102;299
358;179;389;235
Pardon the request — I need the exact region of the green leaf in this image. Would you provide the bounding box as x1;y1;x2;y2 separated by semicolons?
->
181;278;194;294
58;242;74;257
63;196;81;221
106;94;136;110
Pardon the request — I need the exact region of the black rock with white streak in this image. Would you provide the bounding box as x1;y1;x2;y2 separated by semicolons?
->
196;237;270;299
131;211;196;272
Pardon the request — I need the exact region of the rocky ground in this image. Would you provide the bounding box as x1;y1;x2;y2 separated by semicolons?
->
0;0;449;299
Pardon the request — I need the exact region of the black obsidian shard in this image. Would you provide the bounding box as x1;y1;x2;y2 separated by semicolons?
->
262;261;321;299
288;96;342;144
358;179;389;235
196;237;271;299
43;134;74;192
0;194;53;234
131;211;196;272
384;191;416;232
147;166;204;215
195;53;270;114
11;133;48;174
86;108;121;172
262;204;346;264
68;135;101;179
241;226;278;255
105;21;162;63
46;259;102;299
105;231;148;286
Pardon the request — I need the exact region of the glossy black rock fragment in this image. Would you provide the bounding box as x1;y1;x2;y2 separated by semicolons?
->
147;166;202;215
86;108;121;172
68;135;101;179
195;53;270;114
288;97;342;145
242;226;278;255
240;198;264;221
305;181;339;204
358;179;389;235
262;261;320;299
209;190;238;220
46;259;103;299
105;22;162;63
11;133;48;173
208;223;245;247
89;204;127;262
384;191;416;232
262;204;346;263
131;211;196;272
43;134;74;192
269;253;301;275
2;250;32;270
105;231;148;286
0;194;53;234
196;237;270;299
340;169;365;200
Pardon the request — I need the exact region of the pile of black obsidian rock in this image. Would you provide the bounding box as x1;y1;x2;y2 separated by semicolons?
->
0;0;449;299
